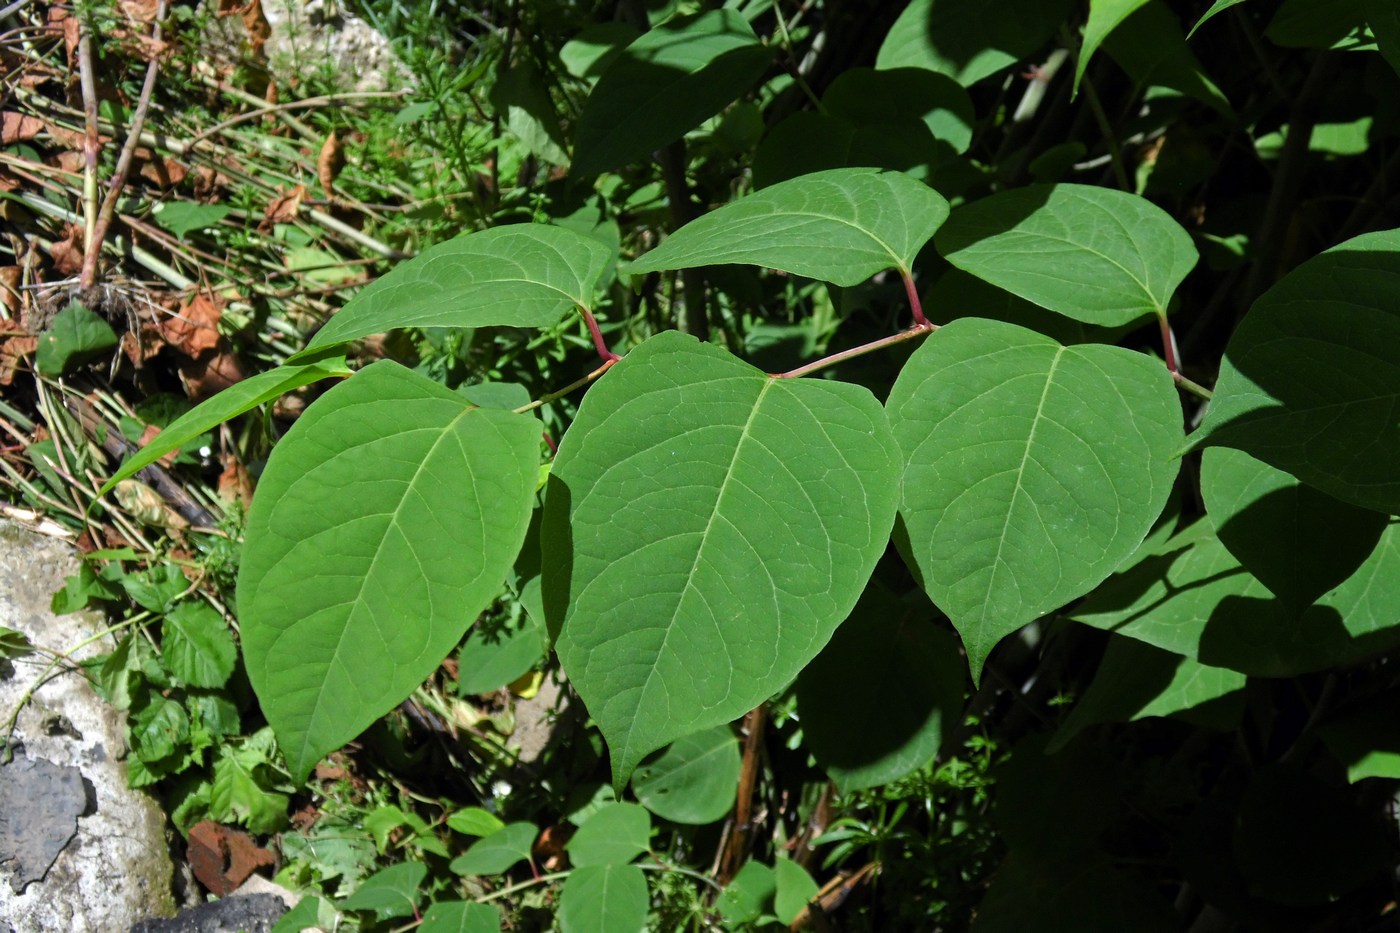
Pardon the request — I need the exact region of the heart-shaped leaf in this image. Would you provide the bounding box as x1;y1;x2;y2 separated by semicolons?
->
557;864;648;933
302;224;612;354
631;725;741;825
887;318;1182;680
571;9;770;177
1189;229;1400;514
543;331;901;783
239;361;539;781
1201;447;1388;610
936;184;1198;326
876;0;1076;87
625;168;949;286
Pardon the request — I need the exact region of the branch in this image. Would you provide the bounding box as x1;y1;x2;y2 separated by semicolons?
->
778;323;934;379
80;0;168;289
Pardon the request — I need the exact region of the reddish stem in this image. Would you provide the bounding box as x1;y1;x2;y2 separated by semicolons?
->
578;305;621;363
902;269;930;328
777;322;935;379
1156;310;1179;375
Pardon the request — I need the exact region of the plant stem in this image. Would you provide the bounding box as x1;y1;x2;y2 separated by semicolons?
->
578;305;620;363
513;358;618;416
76;15;101;260
185;89;408;147
718;704;767;885
902;269;929;327
1079;70;1131;191
1173;372;1212;401
81;0;167;289
777;323;934;379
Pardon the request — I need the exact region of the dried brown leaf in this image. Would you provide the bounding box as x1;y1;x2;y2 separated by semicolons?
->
217;455;253;508
317;131;343;197
0;336;36;386
261;184;305;229
179;348;245;399
118;0;159;22
50;226;84;276
2;112;43;145
161;292;223;357
0;267;20;317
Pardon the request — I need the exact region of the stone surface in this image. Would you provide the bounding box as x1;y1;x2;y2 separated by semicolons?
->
0;754;87;892
0;519;176;932
129;893;287;933
205;0;412;94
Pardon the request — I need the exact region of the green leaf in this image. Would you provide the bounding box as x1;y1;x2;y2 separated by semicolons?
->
303;225;611;354
774;858;819;926
1188;0;1250;38
625;168;949;286
1189;229;1400;514
446;807;507;839
557;864;648;933
458;382;532;411
927;268;1127;345
1076;0;1152;95
101;350;352;496
121;563;188;614
1367;0;1400;76
420;901;502;933
269;896;330;933
823;68;975;155
1202;447;1388;610
457;609;547;695
131;696;189;763
161;601;236;689
935;184;1198;326
1071;518;1400;676
51;562;123;614
876;0;1076;87
341;862;427;919
153;202;231;238
751;114;946;191
571;9;771;177
490;62;569;166
1050;636;1245;752
35;303;118;376
1266;0;1372;49
631;725;741;825
449;822;538;876
238;361;539;782
210;736;290;834
560;22;639;80
1103;1;1232;114
565;802;651;866
1319;691;1400;782
887;318;1182;681
543;331;901;783
0;626;35;661
717;861;776;928
797;583;966;792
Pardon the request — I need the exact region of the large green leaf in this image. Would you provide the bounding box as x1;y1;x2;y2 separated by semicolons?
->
1071;518;1400;676
543;331;901;783
101;349;352;495
887;318;1182;681
450;823;538;876
565;802;650;866
876;0;1076;87
1050;635;1245;752
1189;229;1400;514
571;9;770;177
420;901;502;933
823;67;975;155
625;168;949;286
35;302;117;376
302;225;612;354
238;362;539;781
631;725;741;825
1201;447;1387;611
1103;1;1232;113
557;864;648;933
936;185;1198;326
1076;0;1152;94
161;602;236;689
796;582;966;792
751;114;943;191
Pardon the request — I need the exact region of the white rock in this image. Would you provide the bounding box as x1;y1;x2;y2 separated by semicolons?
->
0;520;175;932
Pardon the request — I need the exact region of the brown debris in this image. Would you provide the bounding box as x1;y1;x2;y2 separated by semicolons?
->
186;820;277;897
217;454;253;508
49;226;84;276
160;292;223;357
0;336;36;386
261;184;306;229
1;112;43;145
179;346;246;399
317;131;343;199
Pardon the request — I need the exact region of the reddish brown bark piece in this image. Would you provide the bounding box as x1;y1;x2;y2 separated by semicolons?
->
186;820;276;897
